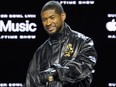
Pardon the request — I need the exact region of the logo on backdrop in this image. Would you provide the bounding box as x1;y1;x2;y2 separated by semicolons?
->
0;20;37;32
106;14;116;39
0;14;37;40
106;19;116;32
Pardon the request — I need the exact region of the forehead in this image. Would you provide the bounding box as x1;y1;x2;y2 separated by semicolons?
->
41;9;58;18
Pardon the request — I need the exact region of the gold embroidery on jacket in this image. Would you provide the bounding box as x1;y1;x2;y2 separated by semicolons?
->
64;43;74;57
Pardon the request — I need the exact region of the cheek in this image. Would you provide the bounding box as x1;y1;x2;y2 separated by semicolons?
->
42;23;47;30
42;22;46;27
57;20;62;27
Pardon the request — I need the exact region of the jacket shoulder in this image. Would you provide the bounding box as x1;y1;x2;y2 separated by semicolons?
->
70;29;90;41
36;39;49;53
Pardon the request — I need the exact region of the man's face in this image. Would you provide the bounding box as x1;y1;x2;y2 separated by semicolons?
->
41;9;65;35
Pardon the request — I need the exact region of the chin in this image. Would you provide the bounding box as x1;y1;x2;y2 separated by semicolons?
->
48;32;57;36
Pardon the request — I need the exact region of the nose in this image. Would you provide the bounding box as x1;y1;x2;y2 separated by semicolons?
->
46;18;52;26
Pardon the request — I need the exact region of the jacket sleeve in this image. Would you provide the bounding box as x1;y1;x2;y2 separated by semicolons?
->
24;50;46;87
55;36;97;83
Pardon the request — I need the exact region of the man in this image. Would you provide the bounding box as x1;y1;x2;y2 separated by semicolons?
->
24;1;97;87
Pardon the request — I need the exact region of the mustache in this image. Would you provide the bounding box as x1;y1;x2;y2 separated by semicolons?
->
46;25;55;29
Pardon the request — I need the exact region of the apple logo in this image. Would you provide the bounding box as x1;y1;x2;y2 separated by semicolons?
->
106;19;116;31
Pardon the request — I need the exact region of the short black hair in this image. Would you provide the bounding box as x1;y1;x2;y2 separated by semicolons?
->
41;1;64;15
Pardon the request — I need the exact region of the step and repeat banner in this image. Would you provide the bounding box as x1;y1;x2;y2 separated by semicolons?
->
0;0;116;87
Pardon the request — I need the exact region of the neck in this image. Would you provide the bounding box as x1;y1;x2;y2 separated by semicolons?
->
59;22;64;33
49;23;66;41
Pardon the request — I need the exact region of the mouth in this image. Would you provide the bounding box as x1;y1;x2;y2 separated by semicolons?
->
47;26;55;32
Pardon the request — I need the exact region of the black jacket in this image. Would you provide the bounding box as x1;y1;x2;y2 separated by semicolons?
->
24;23;97;87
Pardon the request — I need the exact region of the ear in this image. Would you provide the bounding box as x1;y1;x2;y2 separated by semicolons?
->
61;12;66;21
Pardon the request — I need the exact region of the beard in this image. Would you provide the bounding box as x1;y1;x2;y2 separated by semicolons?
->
46;24;63;37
